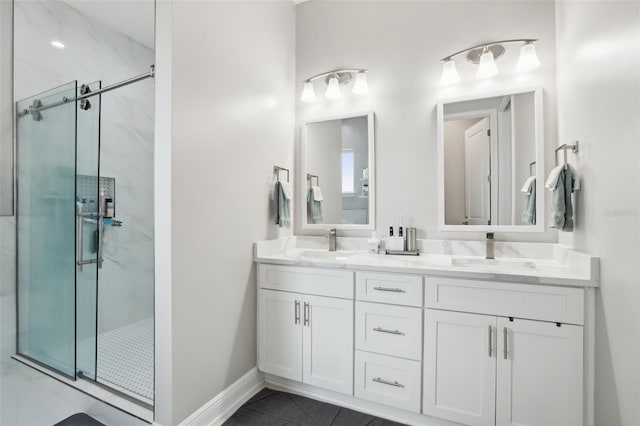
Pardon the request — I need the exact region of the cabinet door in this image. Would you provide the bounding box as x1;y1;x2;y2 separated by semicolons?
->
496;318;583;426
257;289;302;381
302;295;354;395
424;309;497;426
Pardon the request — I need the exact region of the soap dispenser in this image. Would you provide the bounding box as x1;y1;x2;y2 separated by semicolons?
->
368;232;381;254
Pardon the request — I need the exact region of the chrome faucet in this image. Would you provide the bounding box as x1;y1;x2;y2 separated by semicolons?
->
486;233;495;260
327;228;337;252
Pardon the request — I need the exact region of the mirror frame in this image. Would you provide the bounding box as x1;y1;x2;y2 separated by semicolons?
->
300;111;375;231
437;87;544;233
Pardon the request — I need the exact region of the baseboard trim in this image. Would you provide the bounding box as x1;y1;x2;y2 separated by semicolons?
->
179;367;265;426
264;374;457;426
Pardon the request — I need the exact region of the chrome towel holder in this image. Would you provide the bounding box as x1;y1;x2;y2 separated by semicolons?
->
273;166;290;183
555;141;579;166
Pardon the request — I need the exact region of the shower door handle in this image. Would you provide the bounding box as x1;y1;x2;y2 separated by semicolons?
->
76;213;104;271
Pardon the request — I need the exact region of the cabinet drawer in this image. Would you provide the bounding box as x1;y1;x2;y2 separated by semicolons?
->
356;302;422;360
258;264;354;299
355;351;421;413
356;271;423;307
425;277;584;325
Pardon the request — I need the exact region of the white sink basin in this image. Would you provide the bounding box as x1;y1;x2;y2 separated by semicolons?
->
451;256;537;271
296;250;357;261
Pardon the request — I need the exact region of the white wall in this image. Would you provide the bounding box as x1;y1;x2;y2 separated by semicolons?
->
169;1;295;423
555;2;640;425
295;0;558;241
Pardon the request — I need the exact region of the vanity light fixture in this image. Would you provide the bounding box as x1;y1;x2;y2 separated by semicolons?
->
516;41;541;72
476;47;499;79
300;68;368;102
300;82;317;103
325;76;342;99
440;39;540;85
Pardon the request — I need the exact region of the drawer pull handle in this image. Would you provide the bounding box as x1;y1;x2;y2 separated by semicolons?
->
503;327;508;360
294;300;300;325
488;325;492;357
373;286;405;293
372;377;405;388
373;327;405;336
304;302;310;327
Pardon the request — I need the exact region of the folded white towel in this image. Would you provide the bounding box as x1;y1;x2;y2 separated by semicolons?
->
545;165;564;190
312;186;323;201
546;164;581;191
521;176;536;193
280;182;292;200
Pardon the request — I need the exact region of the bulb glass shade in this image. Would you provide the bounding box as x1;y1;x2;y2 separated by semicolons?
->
440;60;460;85
352;72;369;95
516;42;541;72
325;76;342;99
477;50;498;79
300;82;316;103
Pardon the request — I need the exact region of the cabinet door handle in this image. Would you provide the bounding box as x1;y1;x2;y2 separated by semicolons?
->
373;327;405;336
303;302;310;326
294;300;300;325
488;325;493;357
373;286;405;293
372;377;405;388
503;327;508;360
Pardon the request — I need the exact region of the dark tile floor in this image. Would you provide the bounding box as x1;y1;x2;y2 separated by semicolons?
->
223;388;406;426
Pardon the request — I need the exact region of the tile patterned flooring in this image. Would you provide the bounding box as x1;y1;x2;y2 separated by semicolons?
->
224;389;407;426
77;317;154;404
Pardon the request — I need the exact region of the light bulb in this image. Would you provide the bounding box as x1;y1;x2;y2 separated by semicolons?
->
352;72;369;95
325;76;342;99
516;42;541;72
300;82;316;103
440;59;460;85
477;48;498;79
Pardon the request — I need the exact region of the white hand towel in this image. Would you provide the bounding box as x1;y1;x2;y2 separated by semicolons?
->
521;176;536;193
312;186;323;201
545;165;564;190
280;182;292;200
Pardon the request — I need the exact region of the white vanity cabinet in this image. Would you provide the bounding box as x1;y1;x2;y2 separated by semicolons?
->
257;265;354;395
256;260;594;426
424;277;585;426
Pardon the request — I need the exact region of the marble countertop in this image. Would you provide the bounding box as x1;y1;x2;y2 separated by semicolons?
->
254;237;599;288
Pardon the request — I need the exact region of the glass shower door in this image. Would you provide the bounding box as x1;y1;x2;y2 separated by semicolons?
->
16;81;101;380
16;81;79;377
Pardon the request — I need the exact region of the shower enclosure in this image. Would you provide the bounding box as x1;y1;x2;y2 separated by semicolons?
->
15;70;155;406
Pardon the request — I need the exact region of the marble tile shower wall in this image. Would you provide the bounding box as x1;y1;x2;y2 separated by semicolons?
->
10;0;154;334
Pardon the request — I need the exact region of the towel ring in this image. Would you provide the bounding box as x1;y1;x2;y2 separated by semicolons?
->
555;141;579;166
273;166;290;183
529;161;536;176
307;174;319;186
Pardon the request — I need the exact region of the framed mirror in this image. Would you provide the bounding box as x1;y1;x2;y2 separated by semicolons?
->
437;88;544;232
300;111;375;230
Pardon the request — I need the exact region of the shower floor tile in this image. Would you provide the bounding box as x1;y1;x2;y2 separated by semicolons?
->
77;317;154;404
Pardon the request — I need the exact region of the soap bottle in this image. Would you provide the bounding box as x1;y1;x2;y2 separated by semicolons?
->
368;232;381;254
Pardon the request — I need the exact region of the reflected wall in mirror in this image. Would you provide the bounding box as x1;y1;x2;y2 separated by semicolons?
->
438;89;543;232
302;112;375;230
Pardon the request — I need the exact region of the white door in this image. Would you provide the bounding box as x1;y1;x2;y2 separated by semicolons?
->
257;289;303;381
496;318;583;426
302;294;354;395
424;309;497;426
464;117;491;225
